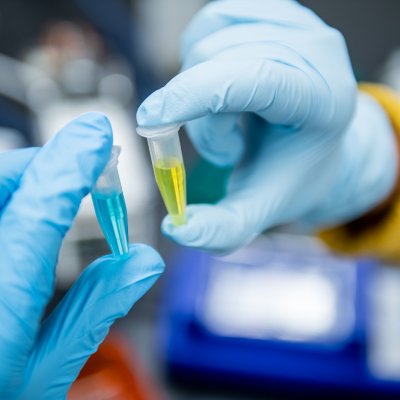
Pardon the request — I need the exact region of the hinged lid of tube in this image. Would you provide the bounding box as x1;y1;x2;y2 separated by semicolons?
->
136;123;182;139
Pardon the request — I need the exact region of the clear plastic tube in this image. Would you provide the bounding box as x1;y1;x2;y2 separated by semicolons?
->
137;124;187;226
91;145;129;256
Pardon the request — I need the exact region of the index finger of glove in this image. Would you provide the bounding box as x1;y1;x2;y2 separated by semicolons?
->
136;58;315;130
0;112;112;392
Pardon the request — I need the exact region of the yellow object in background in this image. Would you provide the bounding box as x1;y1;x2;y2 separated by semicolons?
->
319;84;400;262
154;158;186;226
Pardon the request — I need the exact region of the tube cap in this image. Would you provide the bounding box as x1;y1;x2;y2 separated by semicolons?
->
104;145;121;171
136;123;182;139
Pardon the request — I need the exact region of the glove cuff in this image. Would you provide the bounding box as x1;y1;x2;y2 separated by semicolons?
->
319;83;400;261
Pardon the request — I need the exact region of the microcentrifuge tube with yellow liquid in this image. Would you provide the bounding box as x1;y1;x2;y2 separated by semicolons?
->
136;123;187;226
154;157;186;225
91;145;129;256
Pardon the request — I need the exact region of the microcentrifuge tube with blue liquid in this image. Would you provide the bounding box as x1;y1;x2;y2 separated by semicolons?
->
91;145;129;256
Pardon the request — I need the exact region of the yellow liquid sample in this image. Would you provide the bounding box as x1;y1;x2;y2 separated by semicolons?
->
154;158;186;226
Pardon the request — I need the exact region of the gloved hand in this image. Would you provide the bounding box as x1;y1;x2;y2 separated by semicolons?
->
137;0;397;252
0;113;165;399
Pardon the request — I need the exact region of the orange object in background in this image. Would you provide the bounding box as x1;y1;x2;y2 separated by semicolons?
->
68;334;163;400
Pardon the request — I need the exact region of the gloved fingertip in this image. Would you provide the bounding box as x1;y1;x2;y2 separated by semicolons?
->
128;243;166;274
161;215;174;236
161;209;205;245
161;204;251;252
78;111;112;129
136;90;164;126
99;243;165;278
61;112;114;166
72;111;113;151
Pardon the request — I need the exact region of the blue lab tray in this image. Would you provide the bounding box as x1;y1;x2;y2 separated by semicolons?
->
158;243;400;397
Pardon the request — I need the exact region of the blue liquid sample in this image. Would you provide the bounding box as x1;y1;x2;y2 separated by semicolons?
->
92;191;129;256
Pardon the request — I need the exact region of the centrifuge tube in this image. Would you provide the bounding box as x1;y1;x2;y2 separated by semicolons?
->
91;145;129;256
136;123;187;226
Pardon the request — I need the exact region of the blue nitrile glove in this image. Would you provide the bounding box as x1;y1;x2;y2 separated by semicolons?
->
0;113;165;399
137;0;397;252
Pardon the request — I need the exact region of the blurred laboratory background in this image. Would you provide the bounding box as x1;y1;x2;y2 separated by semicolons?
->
2;0;400;398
